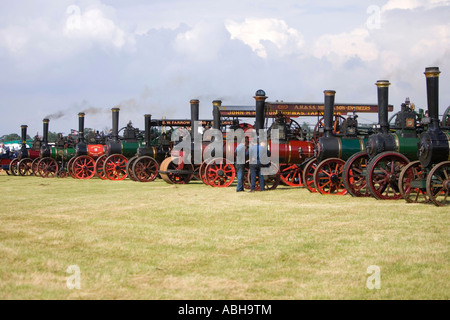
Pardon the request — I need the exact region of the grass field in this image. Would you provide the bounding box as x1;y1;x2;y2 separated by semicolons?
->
0;172;448;300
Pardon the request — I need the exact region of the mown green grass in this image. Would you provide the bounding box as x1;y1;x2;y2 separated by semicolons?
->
0;172;448;300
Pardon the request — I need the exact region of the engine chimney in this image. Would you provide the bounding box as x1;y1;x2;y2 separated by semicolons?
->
40;119;50;158
144;114;152;146
425;67;440;131
323;90;336;138
376;80;391;134
254;90;267;135
212;100;222;130
78;112;85;143
21;125;28;149
418;67;448;167
111;108;120;142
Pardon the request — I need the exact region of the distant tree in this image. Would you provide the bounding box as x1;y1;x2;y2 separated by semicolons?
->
0;133;21;142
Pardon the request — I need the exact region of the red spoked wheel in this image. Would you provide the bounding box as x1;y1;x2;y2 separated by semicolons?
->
31;158;40;176
366;151;410;200
204;157;236;187
343;151;370;197
126;156;139;181
18;158;33;176
199;159;213;185
132;156;159;182
37;157;58;178
426;161;450;207
246;163;280;191
279;163;304;187
95;155;108;180
9;158;19;176
72;155;96;180
313;158;347;195
67;157;77;179
398;160;429;203
303;159;318;193
103;154;128;181
159;156;194;184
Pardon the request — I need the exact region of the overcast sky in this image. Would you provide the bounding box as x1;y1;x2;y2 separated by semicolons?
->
1;0;449;136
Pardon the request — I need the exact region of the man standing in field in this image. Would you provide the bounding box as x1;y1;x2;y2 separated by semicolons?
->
248;139;270;192
234;138;248;192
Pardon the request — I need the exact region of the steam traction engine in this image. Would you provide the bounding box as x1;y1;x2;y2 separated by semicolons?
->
308;90;371;195
399;67;450;206
194;90;316;189
6;125;41;176
361;80;424;200
37;119;76;178
68;112;106;179
101;108;144;180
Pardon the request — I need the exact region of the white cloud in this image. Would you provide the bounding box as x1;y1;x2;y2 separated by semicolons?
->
382;0;450;11
0;26;29;54
225;18;304;59
313;28;378;64
63;5;135;50
173;21;228;62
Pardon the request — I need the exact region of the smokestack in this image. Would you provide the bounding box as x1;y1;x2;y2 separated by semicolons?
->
190;99;199;127
424;67;440;131
323;90;336;138
43;119;49;144
254;89;267;134
418;66;448;168
376;80;390;134
21;125;28;149
111;108;120;141
78;112;85;143
144;114;152;146
212;100;222;130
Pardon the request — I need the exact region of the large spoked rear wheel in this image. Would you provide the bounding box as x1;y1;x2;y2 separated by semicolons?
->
279;163;304;187
9;158;19;176
132;156;159;182
313;158;347;195
103;154;128;181
95;155;108;180
426;161;450;207
366;152;409;200
303;159;318;193
204;157;236;188
37;157;58;178
398;160;429;203
18;158;33;176
343;151;370;197
72;156;96;180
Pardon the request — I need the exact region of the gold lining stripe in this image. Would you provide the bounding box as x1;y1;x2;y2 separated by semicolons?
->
338;138;342;159
393;134;400;152
288;143;291;163
360;138;365;151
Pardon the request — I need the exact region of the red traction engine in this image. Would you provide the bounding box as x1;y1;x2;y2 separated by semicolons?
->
399;67;450;206
68;112;106;179
8;125;41;176
198;90;315;189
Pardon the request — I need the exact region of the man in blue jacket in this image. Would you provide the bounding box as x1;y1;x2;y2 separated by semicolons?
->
248;139;270;192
